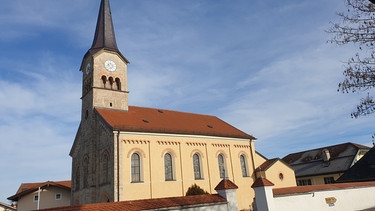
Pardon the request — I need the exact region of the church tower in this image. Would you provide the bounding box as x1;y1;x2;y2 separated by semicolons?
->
70;0;129;205
80;0;129;121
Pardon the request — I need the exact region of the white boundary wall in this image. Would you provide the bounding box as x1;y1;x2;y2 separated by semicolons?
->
273;185;375;211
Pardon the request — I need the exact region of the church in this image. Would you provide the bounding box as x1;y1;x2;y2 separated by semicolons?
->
69;0;296;210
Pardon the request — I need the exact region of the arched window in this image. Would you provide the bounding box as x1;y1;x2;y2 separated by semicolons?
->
131;153;141;182
193;153;202;179
108;77;114;89
164;153;174;181
115;78;121;90
75;166;80;191
101;152;109;184
240;154;249;177
101;75;107;88
218;154;226;179
83;156;89;188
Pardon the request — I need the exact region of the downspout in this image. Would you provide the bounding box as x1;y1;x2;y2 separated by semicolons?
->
148;141;153;198
228;145;235;183
116;130;120;202
37;187;41;210
178;142;184;195
249;139;257;178
205;143;212;193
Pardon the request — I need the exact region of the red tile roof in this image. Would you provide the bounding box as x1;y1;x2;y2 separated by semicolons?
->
258;158;278;171
273;181;375;196
215;179;239;190
8;180;71;201
37;194;227;211
95;106;255;139
251;177;275;188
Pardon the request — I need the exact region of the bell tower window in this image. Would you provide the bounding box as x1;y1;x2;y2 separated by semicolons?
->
115;78;121;90
101;76;107;88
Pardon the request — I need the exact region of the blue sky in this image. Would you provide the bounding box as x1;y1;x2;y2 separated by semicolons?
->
1;0;374;204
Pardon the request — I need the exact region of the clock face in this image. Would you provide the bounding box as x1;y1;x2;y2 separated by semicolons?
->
104;60;116;72
85;63;91;74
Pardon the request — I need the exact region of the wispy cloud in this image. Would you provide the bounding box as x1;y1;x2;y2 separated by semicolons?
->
0;0;373;204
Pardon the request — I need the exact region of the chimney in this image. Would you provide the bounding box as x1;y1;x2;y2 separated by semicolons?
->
322;149;330;162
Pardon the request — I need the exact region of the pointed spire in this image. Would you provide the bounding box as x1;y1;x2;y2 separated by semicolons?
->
86;0;129;64
91;0;118;51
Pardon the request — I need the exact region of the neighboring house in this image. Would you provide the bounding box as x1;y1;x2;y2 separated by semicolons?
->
0;202;16;211
7;181;71;211
337;146;375;183
256;157;297;188
282;142;370;185
69;0;296;210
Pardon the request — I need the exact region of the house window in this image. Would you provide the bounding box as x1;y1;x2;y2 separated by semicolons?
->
240;154;249;177
297;179;312;186
193;153;203;179
324;177;335;184
164;153;174;181
34;195;39;202
55;193;62;200
131;153;141;182
218;154;226;178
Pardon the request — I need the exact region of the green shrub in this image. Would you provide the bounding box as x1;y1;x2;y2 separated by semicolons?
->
185;184;209;196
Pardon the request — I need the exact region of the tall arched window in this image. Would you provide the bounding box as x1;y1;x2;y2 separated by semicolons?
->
83;157;89;188
101;152;109;184
193;153;202;179
108;77;114;89
164;153;173;181
131;153;141;182
75;166;80;191
240;154;249;177
101;75;107;88
115;78;121;90
218;154;226;179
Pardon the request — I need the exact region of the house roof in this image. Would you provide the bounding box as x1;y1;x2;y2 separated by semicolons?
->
8;180;71;201
0;202;16;211
273;181;375;196
282;142;370;177
95;106;255;140
258;158;279;171
336;146;375;183
37;194;227;211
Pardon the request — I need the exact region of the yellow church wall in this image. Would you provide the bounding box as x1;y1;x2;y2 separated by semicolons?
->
117;132;257;210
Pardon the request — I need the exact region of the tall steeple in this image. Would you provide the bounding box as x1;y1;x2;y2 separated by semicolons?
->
91;0;118;52
88;0;128;63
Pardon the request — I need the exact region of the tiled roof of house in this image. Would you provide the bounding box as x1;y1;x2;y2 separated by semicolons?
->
337;146;375;183
282;142;370;177
0;202;16;211
258;158;278;171
37;194;227;211
95;106;255;140
8;180;71;201
273;181;375;196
